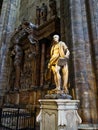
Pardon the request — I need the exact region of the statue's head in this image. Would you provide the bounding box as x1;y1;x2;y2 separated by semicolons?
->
53;34;59;42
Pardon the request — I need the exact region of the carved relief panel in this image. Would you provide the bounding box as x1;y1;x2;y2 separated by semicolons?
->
9;20;40;91
20;43;39;90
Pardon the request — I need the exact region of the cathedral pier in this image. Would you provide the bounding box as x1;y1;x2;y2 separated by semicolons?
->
70;0;98;128
0;0;20;104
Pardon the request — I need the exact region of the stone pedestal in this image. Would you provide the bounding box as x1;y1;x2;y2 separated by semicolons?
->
37;99;82;130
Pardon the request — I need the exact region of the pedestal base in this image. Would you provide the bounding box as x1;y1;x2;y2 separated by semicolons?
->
45;89;72;99
45;93;72;99
37;99;82;130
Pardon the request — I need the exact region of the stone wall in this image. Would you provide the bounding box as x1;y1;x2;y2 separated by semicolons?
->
16;0;60;26
0;0;21;102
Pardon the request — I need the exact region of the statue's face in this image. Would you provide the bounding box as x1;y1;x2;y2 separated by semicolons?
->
53;35;59;42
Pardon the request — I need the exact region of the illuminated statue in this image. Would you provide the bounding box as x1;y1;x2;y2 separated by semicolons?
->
48;35;70;93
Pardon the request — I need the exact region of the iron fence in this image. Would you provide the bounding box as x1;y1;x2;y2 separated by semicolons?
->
0;106;36;130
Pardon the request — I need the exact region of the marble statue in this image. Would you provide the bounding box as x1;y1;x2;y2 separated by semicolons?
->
48;34;70;94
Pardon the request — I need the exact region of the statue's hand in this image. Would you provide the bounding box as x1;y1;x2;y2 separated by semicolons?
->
64;55;69;59
65;49;70;58
48;63;50;69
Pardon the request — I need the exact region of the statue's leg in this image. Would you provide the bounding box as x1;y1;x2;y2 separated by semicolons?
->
14;65;21;91
62;64;68;93
51;65;61;90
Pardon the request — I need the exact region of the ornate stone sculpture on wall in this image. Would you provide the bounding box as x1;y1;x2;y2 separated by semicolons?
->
49;0;57;17
10;19;38;91
11;44;23;91
36;3;47;25
40;3;47;22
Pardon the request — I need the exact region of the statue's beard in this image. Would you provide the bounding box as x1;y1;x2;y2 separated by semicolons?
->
53;40;58;45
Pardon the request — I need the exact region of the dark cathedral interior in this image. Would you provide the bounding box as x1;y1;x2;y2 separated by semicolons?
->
0;0;98;130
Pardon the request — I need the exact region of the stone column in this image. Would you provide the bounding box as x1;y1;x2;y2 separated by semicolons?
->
60;0;66;41
80;0;98;125
70;0;98;127
60;0;70;43
0;0;20;103
88;0;98;90
37;99;82;130
40;43;46;87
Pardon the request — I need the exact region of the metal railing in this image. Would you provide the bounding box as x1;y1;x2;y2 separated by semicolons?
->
0;106;36;130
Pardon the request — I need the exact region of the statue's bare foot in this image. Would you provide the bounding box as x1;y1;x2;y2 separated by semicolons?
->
48;87;61;94
63;88;69;94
